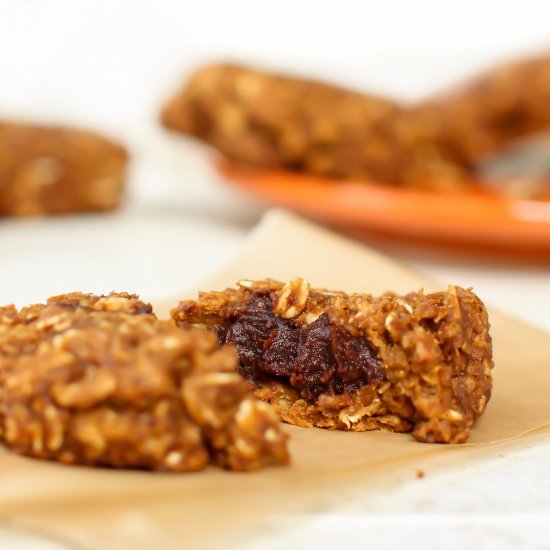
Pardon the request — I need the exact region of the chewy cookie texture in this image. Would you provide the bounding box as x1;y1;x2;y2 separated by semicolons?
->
0;292;289;472
0;121;128;217
172;278;494;444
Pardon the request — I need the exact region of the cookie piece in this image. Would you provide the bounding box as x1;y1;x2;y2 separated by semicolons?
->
0;122;128;216
161;63;476;191
172;278;493;444
400;53;550;168
161;63;408;184
0;292;288;471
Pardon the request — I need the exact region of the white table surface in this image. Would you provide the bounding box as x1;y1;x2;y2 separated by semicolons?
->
1;1;550;548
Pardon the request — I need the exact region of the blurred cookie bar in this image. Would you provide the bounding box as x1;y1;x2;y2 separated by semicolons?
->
162;57;550;193
0;292;289;471
0;122;128;216
172;278;493;443
161;63;473;191
161;63;406;183
402;53;550;168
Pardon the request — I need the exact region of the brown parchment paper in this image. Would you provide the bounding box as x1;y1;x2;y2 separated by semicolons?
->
1;209;549;550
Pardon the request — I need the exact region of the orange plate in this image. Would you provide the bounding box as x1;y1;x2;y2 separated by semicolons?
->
217;160;550;259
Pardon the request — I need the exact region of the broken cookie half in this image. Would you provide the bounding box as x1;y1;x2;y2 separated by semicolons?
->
172;278;493;444
0;292;289;471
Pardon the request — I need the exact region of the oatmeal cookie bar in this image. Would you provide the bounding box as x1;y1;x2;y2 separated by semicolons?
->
400;53;550;168
161;63;474;191
0;292;288;471
172;278;493;443
0;121;128;216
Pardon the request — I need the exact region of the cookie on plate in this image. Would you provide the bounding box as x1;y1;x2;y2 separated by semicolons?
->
161;63;473;191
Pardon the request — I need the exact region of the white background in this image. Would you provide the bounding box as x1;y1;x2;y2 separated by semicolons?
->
1;1;550;548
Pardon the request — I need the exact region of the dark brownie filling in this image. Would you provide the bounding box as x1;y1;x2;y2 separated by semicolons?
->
215;294;384;401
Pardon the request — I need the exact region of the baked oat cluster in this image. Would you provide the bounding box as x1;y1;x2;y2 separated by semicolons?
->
0;292;289;471
172;278;494;444
0;121;128;217
162;55;550;194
